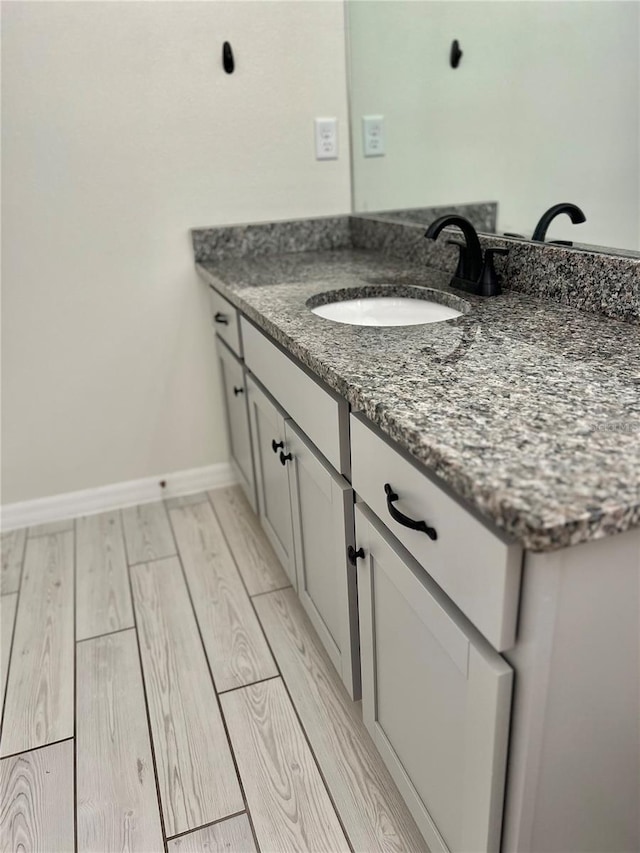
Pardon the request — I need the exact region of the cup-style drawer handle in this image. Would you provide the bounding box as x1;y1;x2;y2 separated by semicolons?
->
280;451;293;466
384;483;437;541
214;312;229;325
233;386;244;396
271;439;284;453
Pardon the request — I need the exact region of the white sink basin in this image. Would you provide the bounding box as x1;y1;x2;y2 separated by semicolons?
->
310;295;463;327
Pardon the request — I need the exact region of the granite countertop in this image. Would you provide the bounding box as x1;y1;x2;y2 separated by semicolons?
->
196;248;640;552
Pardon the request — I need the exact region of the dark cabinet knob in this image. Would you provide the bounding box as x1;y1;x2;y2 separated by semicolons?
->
279;451;293;466
347;545;365;566
233;386;244;396
214;312;229;325
271;439;284;453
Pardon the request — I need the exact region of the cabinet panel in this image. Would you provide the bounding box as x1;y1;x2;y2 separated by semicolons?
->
246;376;296;587
210;287;242;357
285;421;360;699
351;413;522;651
241;317;349;476
356;503;512;853
216;338;257;512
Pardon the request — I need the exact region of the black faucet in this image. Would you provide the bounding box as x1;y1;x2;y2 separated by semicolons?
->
425;214;507;297
531;203;586;245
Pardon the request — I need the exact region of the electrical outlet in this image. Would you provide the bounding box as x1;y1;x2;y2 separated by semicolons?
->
315;117;338;160
363;115;385;157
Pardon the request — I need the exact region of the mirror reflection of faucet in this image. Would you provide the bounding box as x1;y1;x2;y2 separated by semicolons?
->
425;215;508;297
532;203;587;246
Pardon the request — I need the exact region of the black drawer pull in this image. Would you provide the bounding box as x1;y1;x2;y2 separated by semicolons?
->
279;451;292;466
233;386;244;396
384;483;437;541
214;312;229;325
271;439;284;453
347;545;365;566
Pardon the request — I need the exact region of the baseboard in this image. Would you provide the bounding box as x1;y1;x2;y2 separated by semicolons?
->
0;462;237;532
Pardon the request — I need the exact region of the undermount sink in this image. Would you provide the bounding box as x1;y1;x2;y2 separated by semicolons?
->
307;285;468;327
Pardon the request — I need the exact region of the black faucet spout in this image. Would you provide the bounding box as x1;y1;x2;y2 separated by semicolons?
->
425;215;484;282
532;203;586;242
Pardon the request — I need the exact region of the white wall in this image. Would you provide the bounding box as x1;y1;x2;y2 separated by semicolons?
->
348;0;640;249
1;0;351;505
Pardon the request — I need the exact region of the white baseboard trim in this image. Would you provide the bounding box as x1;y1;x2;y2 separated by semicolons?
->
0;463;237;532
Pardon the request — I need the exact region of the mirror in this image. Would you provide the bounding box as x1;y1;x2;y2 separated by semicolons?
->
346;1;640;255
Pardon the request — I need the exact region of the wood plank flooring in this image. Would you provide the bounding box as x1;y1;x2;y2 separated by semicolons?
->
221;679;350;853
1;593;18;707
0;739;74;852
167;813;257;853
169;501;277;692
76;511;133;641
1;528;26;594
122;501;176;565
130;556;243;837
1;532;75;757
76;629;164;852
208;486;290;595
0;488;425;852
27;519;75;538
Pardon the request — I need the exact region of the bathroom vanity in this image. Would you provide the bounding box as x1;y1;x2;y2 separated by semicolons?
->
195;216;640;853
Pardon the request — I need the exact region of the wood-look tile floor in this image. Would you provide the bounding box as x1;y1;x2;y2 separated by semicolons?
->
0;486;427;853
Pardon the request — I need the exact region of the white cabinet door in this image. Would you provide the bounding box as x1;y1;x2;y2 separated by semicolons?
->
246;376;296;587
356;503;513;853
216;338;257;512
285;420;360;699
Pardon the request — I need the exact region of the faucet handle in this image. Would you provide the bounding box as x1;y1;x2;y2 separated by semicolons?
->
445;239;469;280
480;247;509;297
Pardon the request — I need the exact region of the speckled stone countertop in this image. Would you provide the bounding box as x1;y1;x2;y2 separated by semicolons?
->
197;249;640;552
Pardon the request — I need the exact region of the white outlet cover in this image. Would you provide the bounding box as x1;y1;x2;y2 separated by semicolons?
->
315;117;338;160
363;115;385;157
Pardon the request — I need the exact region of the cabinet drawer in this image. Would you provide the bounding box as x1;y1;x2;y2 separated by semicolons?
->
351;414;521;651
241;318;349;476
356;503;513;853
210;287;242;357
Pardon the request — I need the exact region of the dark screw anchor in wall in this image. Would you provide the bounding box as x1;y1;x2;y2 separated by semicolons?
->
450;39;463;68
159;480;167;489
223;41;234;74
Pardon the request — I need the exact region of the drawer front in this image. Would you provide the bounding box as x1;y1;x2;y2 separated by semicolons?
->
351;414;521;651
241;318;349;477
285;420;360;699
356;503;513;853
210;287;242;357
216;338;257;512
